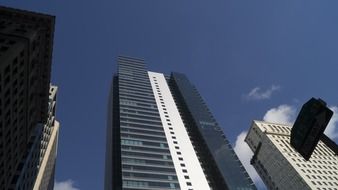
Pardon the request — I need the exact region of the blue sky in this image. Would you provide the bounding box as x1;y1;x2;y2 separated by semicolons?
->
2;1;338;189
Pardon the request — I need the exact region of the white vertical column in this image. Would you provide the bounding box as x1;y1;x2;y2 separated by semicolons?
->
148;71;210;190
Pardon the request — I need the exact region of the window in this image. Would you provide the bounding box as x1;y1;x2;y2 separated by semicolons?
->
170;183;175;189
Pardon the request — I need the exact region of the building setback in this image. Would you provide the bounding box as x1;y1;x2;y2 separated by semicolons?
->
105;56;256;190
0;6;58;189
246;120;338;190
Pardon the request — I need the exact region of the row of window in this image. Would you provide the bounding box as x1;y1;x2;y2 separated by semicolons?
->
295;161;338;171
270;128;336;159
121;139;143;146
122;164;176;173
121;122;165;132
120;113;160;122
120;108;159;117
120;117;162;126
121;128;166;140
120;104;158;113
123;171;178;181
267;124;291;134
153;76;193;190
121;133;167;143
311;180;338;189
121;151;171;160
266;125;338;189
121;145;170;154
123;180;179;189
307;173;338;182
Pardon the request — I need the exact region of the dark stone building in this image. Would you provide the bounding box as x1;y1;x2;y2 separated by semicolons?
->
0;6;56;189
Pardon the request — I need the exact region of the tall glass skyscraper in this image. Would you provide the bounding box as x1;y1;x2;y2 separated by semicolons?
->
105;56;256;190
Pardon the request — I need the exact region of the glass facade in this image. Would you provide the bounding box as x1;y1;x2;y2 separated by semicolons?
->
107;56;180;190
106;56;256;190
169;72;256;190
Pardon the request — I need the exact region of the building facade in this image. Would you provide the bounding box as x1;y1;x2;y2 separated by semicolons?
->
105;56;255;190
246;120;338;190
32;86;59;190
0;6;58;189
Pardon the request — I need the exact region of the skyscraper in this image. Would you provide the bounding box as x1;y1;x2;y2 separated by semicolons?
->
246;120;338;190
105;56;255;190
0;6;58;189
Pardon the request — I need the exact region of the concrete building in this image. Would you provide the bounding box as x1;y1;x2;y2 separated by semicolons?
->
32;86;59;190
246;120;338;190
105;56;256;190
0;6;58;189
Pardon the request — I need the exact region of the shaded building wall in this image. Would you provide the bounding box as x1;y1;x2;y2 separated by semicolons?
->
0;6;55;189
105;56;180;190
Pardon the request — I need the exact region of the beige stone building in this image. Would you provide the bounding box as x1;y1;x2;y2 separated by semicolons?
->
246;120;338;190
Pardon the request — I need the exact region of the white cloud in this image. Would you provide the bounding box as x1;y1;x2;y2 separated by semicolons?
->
54;180;79;190
233;131;266;189
262;104;338;140
233;105;295;189
324;106;338;140
245;85;280;100
263;104;296;125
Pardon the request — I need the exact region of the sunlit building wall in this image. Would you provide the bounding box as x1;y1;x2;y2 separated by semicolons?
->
246;120;338;190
